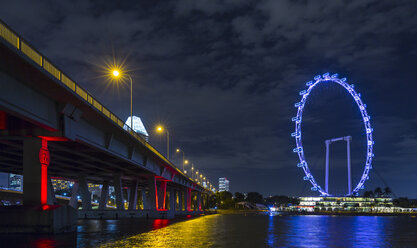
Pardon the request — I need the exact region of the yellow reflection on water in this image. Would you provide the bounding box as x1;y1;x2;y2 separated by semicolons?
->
99;215;219;248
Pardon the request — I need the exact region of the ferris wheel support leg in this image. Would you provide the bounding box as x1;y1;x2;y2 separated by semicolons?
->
325;140;330;194
347;138;352;195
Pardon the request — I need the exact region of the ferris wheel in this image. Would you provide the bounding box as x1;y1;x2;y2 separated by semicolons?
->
292;73;374;196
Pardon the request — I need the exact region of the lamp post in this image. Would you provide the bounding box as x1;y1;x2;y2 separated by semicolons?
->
176;148;189;173
191;163;194;181
111;70;133;131
156;125;170;159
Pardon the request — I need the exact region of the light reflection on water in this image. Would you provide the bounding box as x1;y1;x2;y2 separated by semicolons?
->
98;214;417;248
1;214;417;247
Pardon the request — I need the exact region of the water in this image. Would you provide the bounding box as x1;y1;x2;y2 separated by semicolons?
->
2;214;417;247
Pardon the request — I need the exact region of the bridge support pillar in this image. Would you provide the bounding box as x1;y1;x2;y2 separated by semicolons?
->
69;182;79;209
169;187;175;213
141;188;148;210
113;174;124;210
156;180;167;210
184;188;191;212
99;181;109;210
0;137;76;233
22;137;43;205
197;191;201;212
113;174;125;210
128;179;138;210
178;191;183;211
79;175;92;210
146;177;156;210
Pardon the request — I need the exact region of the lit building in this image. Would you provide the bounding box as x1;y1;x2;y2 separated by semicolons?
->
219;177;229;192
52;179;72;191
124;116;149;141
9;174;23;191
294;196;397;213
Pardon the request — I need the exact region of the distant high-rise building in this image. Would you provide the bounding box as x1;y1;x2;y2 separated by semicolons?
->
52;179;72;191
9;174;23;191
0;173;9;188
219;177;229;192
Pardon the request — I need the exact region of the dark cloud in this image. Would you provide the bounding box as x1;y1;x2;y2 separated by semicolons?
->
1;0;417;197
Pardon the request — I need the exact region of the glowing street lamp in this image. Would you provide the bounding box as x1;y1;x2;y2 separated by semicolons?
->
156;125;170;159
176;148;187;172
110;69;134;132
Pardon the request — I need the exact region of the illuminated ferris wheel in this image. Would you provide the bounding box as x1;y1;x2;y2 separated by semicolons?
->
292;73;374;196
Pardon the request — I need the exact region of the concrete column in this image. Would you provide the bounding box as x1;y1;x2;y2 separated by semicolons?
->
146;177;156;210
141;189;147;210
197;191;202;211
178;191;183;211
22;137;43;206
128;179;139;210
157;181;167;209
47;177;57;205
184;188;191;211
113;174;124;210
78;175;92;210
169;187;175;212
99;181;109;210
69;182;79;209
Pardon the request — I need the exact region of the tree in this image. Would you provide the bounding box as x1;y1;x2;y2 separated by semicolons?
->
246;192;264;204
215;191;234;209
374;187;383;197
363;190;374;198
234;192;245;202
384;187;392;197
393;197;410;208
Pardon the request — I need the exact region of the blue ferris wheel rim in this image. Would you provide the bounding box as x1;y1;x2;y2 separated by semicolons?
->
292;73;374;196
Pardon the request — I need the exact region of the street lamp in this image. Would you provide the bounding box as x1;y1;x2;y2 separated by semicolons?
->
111;69;133;132
156;125;170;159
176;148;188;172
191;164;194;180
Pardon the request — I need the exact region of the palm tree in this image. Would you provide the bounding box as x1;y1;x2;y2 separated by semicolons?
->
384;187;392;197
374;187;383;197
363;190;374;198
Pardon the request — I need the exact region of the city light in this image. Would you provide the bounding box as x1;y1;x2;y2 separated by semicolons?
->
112;70;120;77
156;125;170;159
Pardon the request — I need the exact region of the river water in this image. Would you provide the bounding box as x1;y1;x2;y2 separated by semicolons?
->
2;214;417;247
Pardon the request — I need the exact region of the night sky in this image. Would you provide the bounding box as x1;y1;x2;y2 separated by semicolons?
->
1;0;417;198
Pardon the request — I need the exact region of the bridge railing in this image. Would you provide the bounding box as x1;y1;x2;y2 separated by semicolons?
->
0;20;209;191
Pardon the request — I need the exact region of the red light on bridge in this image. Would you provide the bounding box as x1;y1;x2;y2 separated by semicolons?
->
0;111;6;130
39;138;50;205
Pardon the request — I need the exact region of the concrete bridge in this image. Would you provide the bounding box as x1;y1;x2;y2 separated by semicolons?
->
0;20;213;233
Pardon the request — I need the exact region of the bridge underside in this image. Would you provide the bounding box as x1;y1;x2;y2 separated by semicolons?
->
0;24;212;233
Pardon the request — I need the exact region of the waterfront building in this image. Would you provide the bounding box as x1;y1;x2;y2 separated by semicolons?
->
295;196;398;212
219;177;229;192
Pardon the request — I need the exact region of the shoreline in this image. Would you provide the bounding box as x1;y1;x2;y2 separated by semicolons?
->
216;209;417;217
